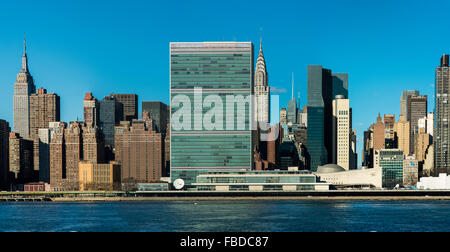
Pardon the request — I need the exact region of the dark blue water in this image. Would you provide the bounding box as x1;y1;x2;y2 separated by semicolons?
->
0;200;449;232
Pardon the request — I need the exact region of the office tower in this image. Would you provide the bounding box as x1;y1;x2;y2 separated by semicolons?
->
373;114;385;150
164;123;171;177
400;90;419;118
307;65;333;171
418;112;434;137
110;94;138;121
115;113;163;183
29;88;60;172
374;149;404;188
287;74;298;124
414;128;431;163
435;55;450;174
332;96;350;170
384;114;396;149
279;140;300;170
0;120;11;189
99;96;124;147
362;130;372;167
13;38;36;139
350;129;357;170
9;132;34;184
38;123;60;184
403;155;418;187
142;101;168;133
254;42;270;124
82;125;104;164
394;115;410;155
280;108;287;125
83;93;99;127
63;122;83;191
170;42;254;187
49;122;66;191
407;95;427;153
332;73;349;99
78;161;121;191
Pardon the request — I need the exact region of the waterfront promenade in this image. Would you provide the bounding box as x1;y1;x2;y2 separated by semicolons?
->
2;190;450;202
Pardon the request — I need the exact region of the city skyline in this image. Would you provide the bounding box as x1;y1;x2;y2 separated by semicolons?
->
0;0;446;168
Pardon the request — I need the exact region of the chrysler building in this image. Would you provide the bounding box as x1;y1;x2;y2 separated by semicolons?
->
254;41;270;124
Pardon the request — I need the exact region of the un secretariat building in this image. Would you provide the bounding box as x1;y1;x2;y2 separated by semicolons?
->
170;42;254;188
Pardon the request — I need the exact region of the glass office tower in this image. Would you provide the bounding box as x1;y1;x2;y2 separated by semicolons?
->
307;65;333;171
170;42;254;187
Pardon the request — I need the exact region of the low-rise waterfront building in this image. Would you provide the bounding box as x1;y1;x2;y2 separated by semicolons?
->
314;164;382;188
191;171;330;192
417;173;450;190
78;161;121;191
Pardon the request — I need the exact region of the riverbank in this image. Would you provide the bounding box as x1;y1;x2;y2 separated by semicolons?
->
50;196;450;202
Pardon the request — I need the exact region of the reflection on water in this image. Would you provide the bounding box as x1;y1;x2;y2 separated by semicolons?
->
0;200;450;232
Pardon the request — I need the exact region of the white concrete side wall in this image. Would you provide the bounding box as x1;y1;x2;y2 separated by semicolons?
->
315;168;382;188
417;174;450;190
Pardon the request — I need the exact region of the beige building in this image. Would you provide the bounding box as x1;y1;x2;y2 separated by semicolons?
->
332;96;350;170
422;144;434;177
78;161;121;191
373;114;385;150
403;155;419;187
414;127;431;163
280;108;287;125
394;115;410;155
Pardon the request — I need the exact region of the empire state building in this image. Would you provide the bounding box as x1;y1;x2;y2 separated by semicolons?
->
13;37;36;139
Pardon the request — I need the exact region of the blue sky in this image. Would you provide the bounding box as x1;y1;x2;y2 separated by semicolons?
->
0;0;448;166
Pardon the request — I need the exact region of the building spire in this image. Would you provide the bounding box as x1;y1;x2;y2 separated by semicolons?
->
21;34;29;73
292;72;294;99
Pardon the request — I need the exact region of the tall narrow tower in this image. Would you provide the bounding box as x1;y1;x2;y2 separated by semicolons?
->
254;41;270;124
13;36;36;139
435;54;450;175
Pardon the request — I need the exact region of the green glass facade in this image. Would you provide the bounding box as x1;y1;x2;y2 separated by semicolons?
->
378;150;404;188
170;42;254;187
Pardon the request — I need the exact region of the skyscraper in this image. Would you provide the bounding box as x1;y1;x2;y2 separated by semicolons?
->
99;96;124;148
435;55;450;174
332;73;349;99
307;65;333;171
170;42;253;187
9;132;34;184
373;114;385;151
384;114;396;149
0;120;11;190
110;94;138;121
394;115;410;155
13;38;36;139
254;42;270;124
280;108;287;125
29;88;60;172
142;101;168;133
400;90;419;118
114;113;163;183
407;95;427;154
332;96;350;170
83;93;99;127
287;73;298;124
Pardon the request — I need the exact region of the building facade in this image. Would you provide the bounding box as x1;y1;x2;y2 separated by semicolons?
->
142;101;168;133
83;93;99;127
394;115;410;155
254;42;270;124
332;96;350;170
170;42;254;187
407;95;427;153
110;94;138;122
435;55;450;174
99;96;124;148
29;88;60;173
115;113;163;183
13;39;36;139
0;120;11;189
400;90;419;118
9;132;34;184
374;149;404;188
78;161;121;191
